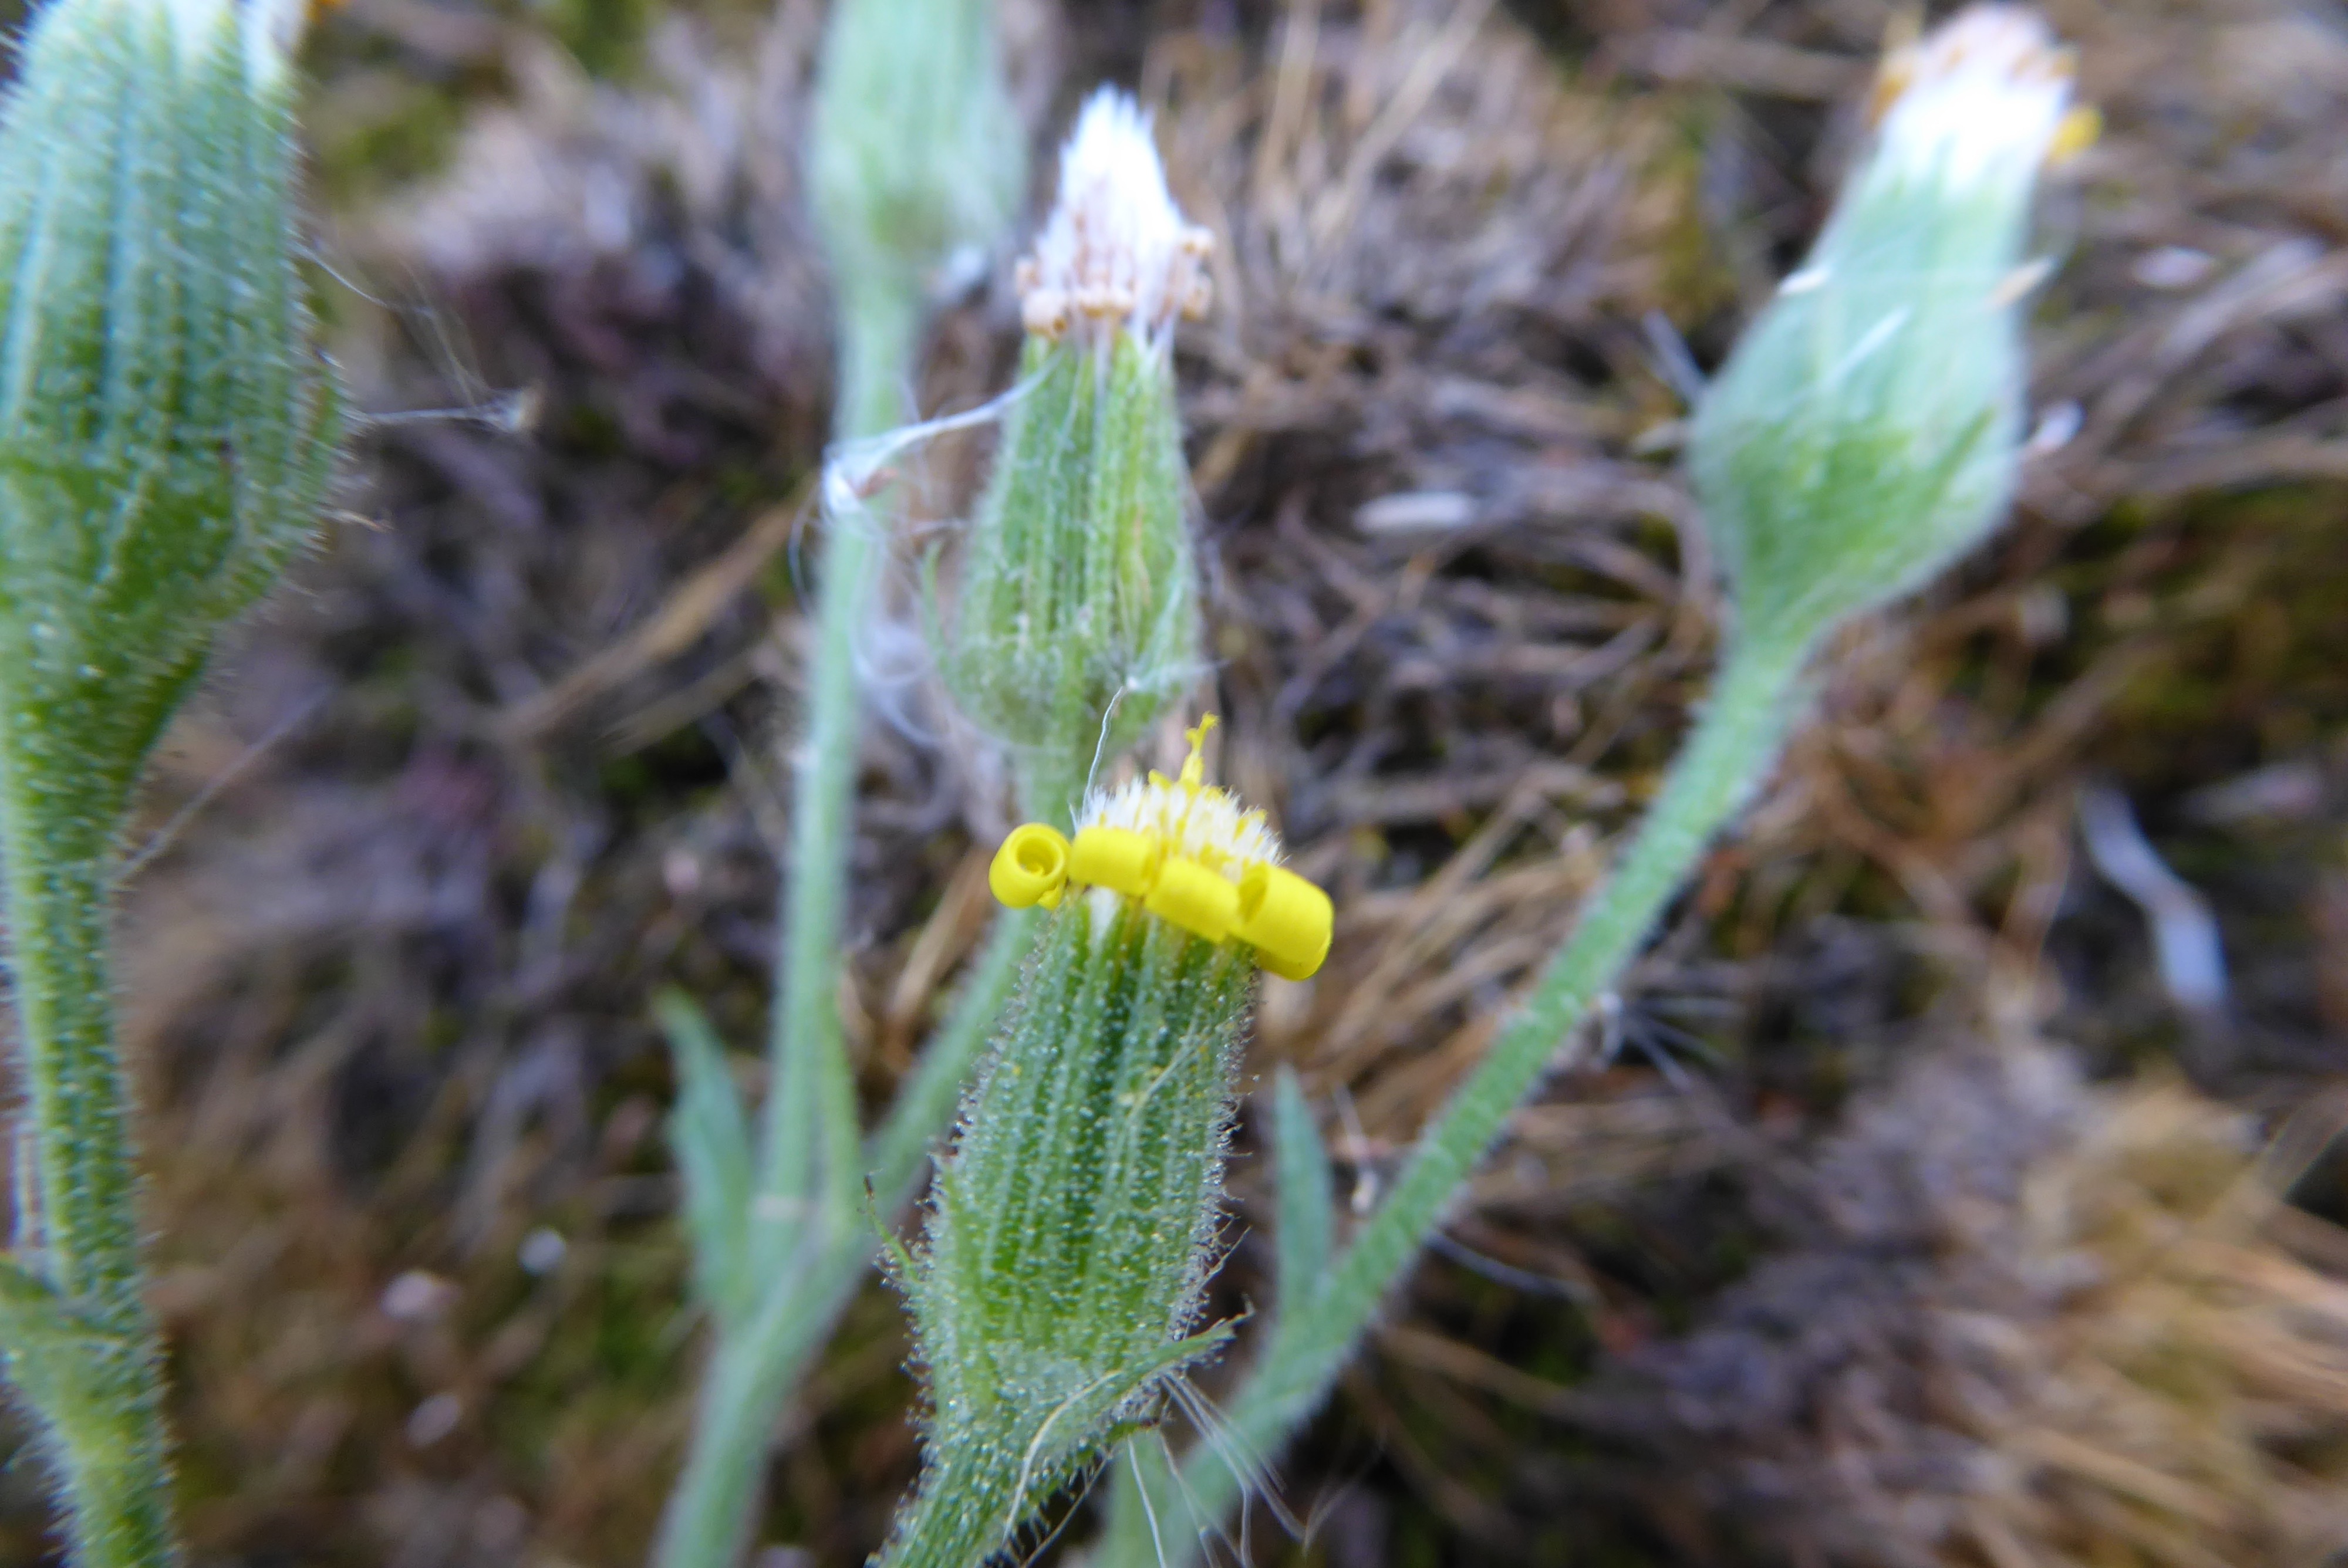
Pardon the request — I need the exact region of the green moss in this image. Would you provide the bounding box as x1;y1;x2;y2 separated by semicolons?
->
308;75;473;209
542;0;662;77
1650;108;1741;327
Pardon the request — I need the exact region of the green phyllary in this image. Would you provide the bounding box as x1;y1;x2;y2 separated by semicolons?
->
885;900;1247;1568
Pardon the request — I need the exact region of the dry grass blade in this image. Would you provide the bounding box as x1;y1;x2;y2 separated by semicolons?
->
23;0;2348;1560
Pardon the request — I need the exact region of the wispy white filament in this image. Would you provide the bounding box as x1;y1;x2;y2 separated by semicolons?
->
1873;5;2075;192
1016;87;1214;352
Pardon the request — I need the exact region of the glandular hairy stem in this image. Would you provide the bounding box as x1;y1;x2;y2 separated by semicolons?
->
0;803;180;1568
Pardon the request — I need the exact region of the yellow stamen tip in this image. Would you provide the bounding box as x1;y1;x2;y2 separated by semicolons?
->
1179;714;1218;789
2049;105;2101;166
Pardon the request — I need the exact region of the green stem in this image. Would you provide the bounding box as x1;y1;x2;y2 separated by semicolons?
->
1013;749;1095;837
760;282;923;1253
875;1449;1020;1568
0;775;181;1567
1112;637;1809;1562
656;910;1032;1568
659;278;927;1568
650;1279;844;1568
836;278;923;455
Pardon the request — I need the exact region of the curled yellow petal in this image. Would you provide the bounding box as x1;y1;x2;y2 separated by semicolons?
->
987;713;1334;976
1144;859;1241;945
989;823;1071;909
1068;826;1161;900
1236;864;1333;982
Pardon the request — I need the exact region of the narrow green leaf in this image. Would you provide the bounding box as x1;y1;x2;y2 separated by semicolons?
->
657;989;755;1323
1101;1438;1189;1568
1270;1067;1334;1322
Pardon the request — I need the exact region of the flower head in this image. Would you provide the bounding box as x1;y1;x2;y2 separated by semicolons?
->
1868;6;2090;192
895;728;1280;1565
939;89;1208;820
809;0;1025;376
1015;88;1214;351
1079;722;1282;877
988;718;1333;982
0;0;340;803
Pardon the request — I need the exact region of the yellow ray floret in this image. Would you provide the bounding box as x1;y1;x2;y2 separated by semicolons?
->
986;717;1333;980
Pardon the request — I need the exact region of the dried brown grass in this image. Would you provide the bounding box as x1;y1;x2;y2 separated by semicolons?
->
0;0;2339;1562
1605;1045;2348;1568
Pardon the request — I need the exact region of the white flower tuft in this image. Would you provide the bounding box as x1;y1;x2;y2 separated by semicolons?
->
241;0;316;92
1871;5;2077;192
1015;87;1215;351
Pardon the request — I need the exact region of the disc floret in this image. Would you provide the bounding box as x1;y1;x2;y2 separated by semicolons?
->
1014;88;1214;353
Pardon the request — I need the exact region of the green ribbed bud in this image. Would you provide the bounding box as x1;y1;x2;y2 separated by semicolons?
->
881;749;1284;1568
1688;4;2088;653
0;2;338;1562
939;89;1210;827
811;0;1024;435
0;0;340;817
809;0;1022;283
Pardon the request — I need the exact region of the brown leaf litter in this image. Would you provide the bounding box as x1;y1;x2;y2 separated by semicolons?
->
0;0;2342;1563
1597;1043;2348;1568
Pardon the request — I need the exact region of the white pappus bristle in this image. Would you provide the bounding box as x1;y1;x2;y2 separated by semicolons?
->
1873;5;2075;192
1015;87;1215;352
1078;773;1282;881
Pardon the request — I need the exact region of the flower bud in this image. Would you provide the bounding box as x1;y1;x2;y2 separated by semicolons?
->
938;89;1210;826
886;721;1321;1567
1688;5;2089;652
0;0;339;816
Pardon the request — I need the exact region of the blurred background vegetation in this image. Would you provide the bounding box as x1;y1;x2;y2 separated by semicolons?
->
4;0;2347;1563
